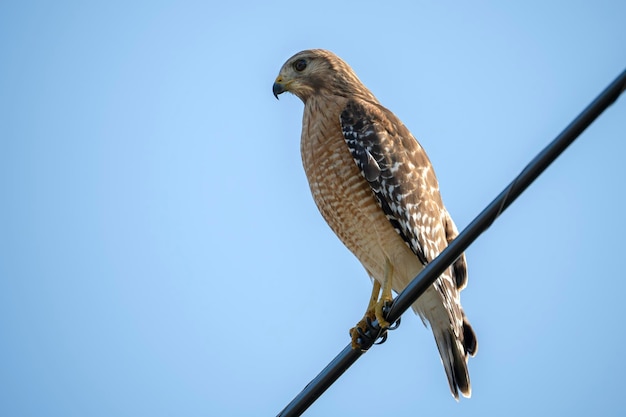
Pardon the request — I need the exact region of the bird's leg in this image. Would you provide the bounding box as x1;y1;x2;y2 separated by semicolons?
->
349;260;396;350
374;259;394;330
350;280;381;350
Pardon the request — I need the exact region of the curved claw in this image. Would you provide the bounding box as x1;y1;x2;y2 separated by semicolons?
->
381;301;401;331
355;324;378;348
352;316;389;349
388;316;401;330
355;325;369;340
352;302;402;350
365;316;391;345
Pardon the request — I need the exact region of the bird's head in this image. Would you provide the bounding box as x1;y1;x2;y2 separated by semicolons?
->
273;49;375;103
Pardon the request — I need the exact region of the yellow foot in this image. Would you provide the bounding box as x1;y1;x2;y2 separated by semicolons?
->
350;310;375;350
349;300;392;350
350;260;396;350
374;298;392;330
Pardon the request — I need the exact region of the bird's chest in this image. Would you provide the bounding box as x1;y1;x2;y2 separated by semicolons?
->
299;104;405;272
300;117;375;228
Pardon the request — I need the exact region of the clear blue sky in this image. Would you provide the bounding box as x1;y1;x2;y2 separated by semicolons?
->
1;1;625;416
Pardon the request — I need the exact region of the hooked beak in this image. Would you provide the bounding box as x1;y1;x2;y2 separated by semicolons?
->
273;77;286;99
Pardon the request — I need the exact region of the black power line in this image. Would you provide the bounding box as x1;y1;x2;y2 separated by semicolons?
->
277;68;626;417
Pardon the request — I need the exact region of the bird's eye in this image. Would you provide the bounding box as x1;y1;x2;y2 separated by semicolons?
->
293;59;307;72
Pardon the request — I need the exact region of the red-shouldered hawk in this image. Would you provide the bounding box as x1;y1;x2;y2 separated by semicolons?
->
273;49;477;400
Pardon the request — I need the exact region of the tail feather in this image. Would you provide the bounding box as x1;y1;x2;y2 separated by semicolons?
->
463;316;478;357
433;326;473;400
413;287;477;399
